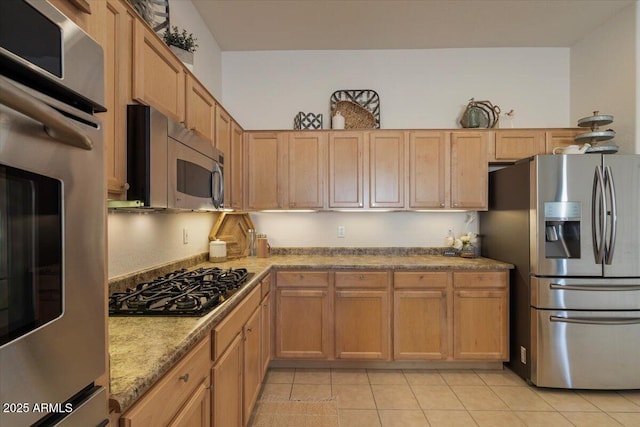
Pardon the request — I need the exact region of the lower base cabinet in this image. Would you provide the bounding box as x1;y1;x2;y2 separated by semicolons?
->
119;336;211;427
243;307;262;424
212;334;243;427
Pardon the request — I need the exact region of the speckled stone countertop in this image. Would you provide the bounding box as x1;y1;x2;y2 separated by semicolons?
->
108;252;512;413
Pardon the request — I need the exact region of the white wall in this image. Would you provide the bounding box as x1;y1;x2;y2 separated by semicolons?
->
250;211;478;248
571;2;638;154
222;48;570;129
108;211;218;279
168;0;222;98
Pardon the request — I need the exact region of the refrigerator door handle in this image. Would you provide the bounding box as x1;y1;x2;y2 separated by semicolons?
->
604;165;617;264
550;283;640;292
551;315;640;326
591;166;606;264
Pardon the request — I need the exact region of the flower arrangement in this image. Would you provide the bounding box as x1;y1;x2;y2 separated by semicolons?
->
163;26;199;53
445;232;478;256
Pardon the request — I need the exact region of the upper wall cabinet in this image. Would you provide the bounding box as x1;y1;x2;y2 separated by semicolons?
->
185;75;216;144
408;131;447;209
328;132;365;209
245;132;285;210
450;131;488;210
229;121;244;210
492;130;545;162
132;18;185;123
369;131;405;209
103;0;135;200
287;132;327;209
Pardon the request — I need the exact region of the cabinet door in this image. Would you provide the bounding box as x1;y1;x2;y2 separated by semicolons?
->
450;131;488;210
408;131;447;209
215;106;232;204
245;132;284;210
369;131;405;208
168;378;211;427
103;0;134;199
287;132;326;209
394;290;448;360
453;289;508;360
329;131;364;208
230;121;244;210
212;334;242;427
243;308;261;426
185;75;215;144
493;130;545;162
334;290;390;360
132;19;185;123
260;293;271;379
545;129;583;154
275;289;331;359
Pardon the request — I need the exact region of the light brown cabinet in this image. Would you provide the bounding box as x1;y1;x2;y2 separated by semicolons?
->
212;334;242;427
245;132;285;210
450;131;488;210
215;106;232;205
369;131;405;208
132;19;185;123
408;131;447;209
102;0;135;200
230;121;244;210
168;378;211;427
492;130;545;162
453;271;509;360
242;307;261;425
393;272;449;360
260;276;272;377
274;271;332;359
328;131;365;208
287;132;327;209
334;271;391;360
120;336;211;427
185;75;216;144
545;129;583;153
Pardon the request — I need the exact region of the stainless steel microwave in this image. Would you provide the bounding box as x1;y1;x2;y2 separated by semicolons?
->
118;104;224;211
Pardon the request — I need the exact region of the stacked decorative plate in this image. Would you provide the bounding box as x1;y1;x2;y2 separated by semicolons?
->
575;111;619;153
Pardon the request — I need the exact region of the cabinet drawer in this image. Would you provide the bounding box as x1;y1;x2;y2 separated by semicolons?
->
394;272;449;289
120;336;211;426
453;271;508;288
212;285;261;360
335;271;389;288
276;271;330;288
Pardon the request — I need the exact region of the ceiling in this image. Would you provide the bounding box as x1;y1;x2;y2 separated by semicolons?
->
191;0;635;51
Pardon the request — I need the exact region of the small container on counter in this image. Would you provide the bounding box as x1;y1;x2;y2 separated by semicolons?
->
256;234;270;258
209;239;227;262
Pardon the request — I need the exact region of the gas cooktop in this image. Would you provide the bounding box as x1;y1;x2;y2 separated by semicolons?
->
108;267;252;316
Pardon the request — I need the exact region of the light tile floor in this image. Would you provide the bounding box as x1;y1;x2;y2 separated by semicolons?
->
248;367;640;427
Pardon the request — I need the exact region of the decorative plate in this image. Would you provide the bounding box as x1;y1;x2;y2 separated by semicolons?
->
330;90;380;128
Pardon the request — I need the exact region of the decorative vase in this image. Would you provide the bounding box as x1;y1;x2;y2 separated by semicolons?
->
460;244;476;258
169;45;194;71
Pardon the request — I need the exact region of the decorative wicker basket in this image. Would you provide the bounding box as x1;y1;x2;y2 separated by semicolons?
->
333;100;376;129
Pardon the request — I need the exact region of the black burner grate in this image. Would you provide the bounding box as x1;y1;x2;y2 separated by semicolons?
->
109;267;251;316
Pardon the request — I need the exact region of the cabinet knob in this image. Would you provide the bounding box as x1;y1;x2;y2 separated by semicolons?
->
179;373;189;383
358;274;364;280
247;327;253;333
299;274;304;280
440;203;445;207
121;182;130;190
453;203;458;207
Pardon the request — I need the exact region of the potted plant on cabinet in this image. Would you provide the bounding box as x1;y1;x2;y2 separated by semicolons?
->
163;26;198;70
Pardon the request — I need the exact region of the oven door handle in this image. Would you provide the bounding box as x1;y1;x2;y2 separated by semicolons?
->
0;76;93;150
551;316;640;326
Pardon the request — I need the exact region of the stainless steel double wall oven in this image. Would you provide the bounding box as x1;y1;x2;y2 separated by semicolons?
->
1;0;108;425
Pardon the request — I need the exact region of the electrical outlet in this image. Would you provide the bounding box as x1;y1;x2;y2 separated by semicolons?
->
183;228;189;244
520;346;527;364
337;225;346;238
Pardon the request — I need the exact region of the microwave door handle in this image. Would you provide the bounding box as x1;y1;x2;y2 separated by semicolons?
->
0;76;93;150
604;165;617;264
591;166;605;263
211;163;223;209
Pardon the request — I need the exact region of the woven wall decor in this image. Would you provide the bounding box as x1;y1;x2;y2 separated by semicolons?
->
330;89;380;128
334;101;376;129
293;112;323;130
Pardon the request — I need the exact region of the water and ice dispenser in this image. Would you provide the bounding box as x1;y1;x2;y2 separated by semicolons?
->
544;201;581;258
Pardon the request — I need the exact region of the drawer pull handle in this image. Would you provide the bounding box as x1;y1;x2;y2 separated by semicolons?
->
299;274;304;280
359;275;364;280
550;316;640;325
179;373;190;382
247;327;253;332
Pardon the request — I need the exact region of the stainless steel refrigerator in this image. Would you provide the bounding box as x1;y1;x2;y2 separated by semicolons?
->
480;154;640;389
